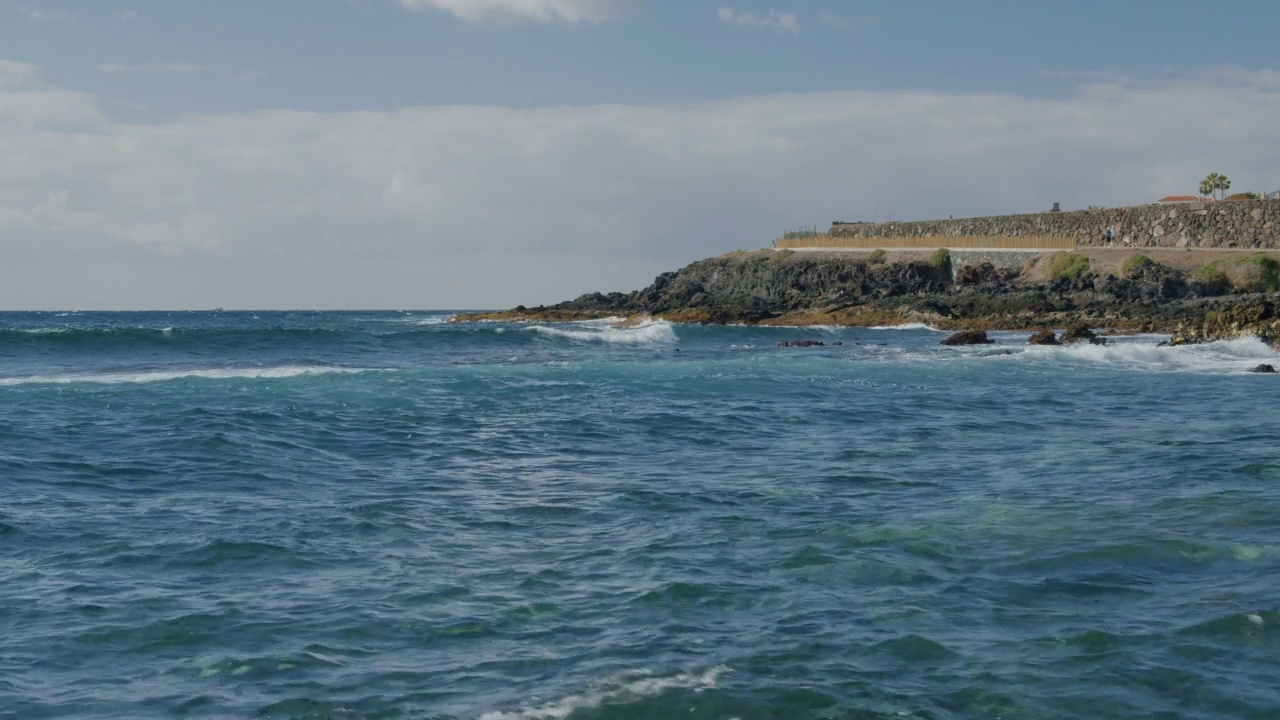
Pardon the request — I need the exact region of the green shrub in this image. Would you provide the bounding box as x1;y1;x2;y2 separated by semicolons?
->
1120;254;1154;276
1234;254;1280;293
867;249;887;264
772;249;795;260
929;248;951;270
782;226;820;240
1045;251;1091;281
1190;261;1231;293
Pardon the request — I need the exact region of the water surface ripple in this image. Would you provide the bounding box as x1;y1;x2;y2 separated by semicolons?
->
1;312;1277;719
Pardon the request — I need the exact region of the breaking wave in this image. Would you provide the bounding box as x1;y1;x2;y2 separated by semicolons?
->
526;319;677;345
868;322;942;331
479;666;729;720
0;366;373;387
977;335;1278;374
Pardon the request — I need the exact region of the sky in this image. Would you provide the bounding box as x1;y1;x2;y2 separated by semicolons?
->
2;0;1279;310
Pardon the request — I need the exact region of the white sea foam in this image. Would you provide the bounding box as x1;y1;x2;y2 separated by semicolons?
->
868;322;941;331
527;320;676;345
12;327;72;335
0;366;372;387
994;335;1279;374
479;665;729;720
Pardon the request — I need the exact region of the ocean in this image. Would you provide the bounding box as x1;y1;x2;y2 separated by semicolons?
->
1;311;1277;719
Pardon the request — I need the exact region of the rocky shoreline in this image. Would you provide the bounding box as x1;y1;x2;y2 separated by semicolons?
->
452;249;1280;347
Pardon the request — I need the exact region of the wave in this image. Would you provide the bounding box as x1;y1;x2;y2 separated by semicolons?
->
868;322;942;331
1006;336;1278;374
527;320;677;345
0;325;345;345
479;666;729;720
0;366;374;387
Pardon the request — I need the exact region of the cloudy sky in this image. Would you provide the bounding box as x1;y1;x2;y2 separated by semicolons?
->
2;0;1279;309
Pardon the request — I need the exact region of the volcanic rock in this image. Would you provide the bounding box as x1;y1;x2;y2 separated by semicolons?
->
1027;330;1060;346
1062;324;1106;346
941;330;992;346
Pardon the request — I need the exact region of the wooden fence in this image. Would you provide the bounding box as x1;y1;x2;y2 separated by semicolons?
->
775;235;1078;251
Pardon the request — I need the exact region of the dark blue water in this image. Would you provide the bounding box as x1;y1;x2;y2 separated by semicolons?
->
2;311;1278;719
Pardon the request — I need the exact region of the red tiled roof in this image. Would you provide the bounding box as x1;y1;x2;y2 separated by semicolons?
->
1158;196;1207;202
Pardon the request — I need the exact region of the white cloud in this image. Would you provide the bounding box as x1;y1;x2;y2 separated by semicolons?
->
394;0;632;24
16;5;76;21
1;62;1279;309
819;11;869;29
717;7;799;32
96;63;210;74
819;11;847;29
0;60;39;86
0;61;101;127
1191;64;1280;89
121;10;139;21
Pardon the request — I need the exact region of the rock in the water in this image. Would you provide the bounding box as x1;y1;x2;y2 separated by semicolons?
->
1169;299;1280;348
779;340;825;347
941;330;992;346
1027;330;1060;346
1062;324;1106;345
1249;364;1277;373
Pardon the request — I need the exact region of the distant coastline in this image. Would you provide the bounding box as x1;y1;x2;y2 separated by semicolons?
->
455;202;1280;348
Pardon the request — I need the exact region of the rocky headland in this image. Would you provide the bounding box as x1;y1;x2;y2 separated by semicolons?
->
453;248;1280;347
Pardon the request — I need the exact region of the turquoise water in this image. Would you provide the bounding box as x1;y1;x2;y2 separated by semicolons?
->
2;311;1278;719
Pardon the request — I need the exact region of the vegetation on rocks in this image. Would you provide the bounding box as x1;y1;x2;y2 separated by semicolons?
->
1190;262;1231;294
1045;252;1091;282
929;248;952;270
1190;254;1280;294
867;249;887;264
1120;254;1155;277
1234;254;1280;293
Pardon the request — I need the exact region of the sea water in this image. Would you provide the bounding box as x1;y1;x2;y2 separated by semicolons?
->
1;311;1277;719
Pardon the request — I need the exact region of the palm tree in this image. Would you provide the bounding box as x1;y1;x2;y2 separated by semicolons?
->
1214;174;1232;200
1201;173;1232;200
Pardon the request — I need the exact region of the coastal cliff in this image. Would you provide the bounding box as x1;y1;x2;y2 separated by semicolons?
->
455;248;1280;345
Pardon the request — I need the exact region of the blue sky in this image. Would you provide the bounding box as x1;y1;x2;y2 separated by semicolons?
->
8;0;1279;114
1;0;1278;308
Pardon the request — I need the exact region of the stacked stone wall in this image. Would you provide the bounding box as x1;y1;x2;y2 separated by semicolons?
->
827;200;1280;250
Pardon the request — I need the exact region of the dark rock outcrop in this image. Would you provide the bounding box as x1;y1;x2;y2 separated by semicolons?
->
453;250;1280;346
1169;298;1280;348
1249;364;1277;373
941;330;992;346
1062;324;1106;346
1027;330;1060;346
779;340;825;347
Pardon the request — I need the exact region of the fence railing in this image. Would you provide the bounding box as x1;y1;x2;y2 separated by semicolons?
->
775;234;1078;250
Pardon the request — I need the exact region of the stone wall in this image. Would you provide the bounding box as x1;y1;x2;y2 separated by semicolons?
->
827;200;1280;250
